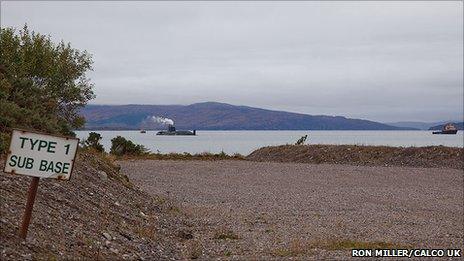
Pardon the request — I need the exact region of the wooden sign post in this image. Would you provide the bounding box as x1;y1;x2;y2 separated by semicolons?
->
20;177;40;239
3;129;79;239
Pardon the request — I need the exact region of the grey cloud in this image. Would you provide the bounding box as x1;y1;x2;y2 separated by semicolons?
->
1;1;462;122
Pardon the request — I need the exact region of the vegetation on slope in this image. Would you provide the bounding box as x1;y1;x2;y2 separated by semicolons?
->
247;144;464;169
116;151;245;161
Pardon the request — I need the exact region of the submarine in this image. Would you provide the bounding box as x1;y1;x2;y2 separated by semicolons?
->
156;125;196;136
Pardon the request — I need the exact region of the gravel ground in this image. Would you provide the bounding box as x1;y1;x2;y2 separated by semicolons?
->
0;154;190;260
120;160;464;260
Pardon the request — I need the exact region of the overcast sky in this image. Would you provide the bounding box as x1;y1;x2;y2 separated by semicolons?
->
1;1;463;122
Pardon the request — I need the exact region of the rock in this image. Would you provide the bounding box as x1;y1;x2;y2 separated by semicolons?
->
21;253;32;259
103;232;112;240
97;170;108;180
115;201;121;207
140;211;148;218
119;231;133;241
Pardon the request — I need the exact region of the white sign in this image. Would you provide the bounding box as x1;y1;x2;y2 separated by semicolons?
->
3;129;79;180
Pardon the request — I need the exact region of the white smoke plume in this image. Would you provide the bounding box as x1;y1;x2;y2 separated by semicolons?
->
152;116;174;125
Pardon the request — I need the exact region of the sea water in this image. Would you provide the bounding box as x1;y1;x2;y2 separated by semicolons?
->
75;130;463;155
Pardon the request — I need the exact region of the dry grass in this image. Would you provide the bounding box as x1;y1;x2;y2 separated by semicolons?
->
187;241;203;259
213;229;239;240
248;144;463;169
78;148;134;187
272;239;310;257
112;143;463;169
134;225;157;240
318;239;401;250
271;238;405;257
117;151;246;161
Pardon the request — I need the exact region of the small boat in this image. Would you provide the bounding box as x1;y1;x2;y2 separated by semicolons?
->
140;129;146;133
432;123;458;135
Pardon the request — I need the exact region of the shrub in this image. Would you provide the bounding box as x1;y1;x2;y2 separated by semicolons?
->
110;136;148;156
0;132;10;153
295;135;308;145
81;132;104;152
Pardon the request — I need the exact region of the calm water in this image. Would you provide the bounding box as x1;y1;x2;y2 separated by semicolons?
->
75;130;463;155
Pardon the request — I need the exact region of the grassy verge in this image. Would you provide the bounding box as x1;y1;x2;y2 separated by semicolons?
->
113;151;246;161
90;143;463;169
248;144;464;169
271;238;408;257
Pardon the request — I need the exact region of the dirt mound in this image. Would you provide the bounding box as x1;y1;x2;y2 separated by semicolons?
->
0;151;190;260
247;145;464;169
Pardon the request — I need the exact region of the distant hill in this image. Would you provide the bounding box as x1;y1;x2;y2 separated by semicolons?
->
386;121;460;130
428;122;464;131
80;102;415;130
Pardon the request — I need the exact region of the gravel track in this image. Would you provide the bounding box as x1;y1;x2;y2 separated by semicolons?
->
120;160;463;259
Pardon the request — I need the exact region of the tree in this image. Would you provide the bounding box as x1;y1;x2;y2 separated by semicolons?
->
0;25;95;139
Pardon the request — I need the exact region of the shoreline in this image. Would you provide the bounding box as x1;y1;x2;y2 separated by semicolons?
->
76;129;463;132
73;130;464;155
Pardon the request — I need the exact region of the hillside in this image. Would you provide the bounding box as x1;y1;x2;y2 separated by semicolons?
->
0;152;192;259
81;102;414;130
428;122;464;130
385;121;451;130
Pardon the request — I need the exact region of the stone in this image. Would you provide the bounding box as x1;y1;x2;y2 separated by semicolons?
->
97;170;108;180
103;232;112;240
